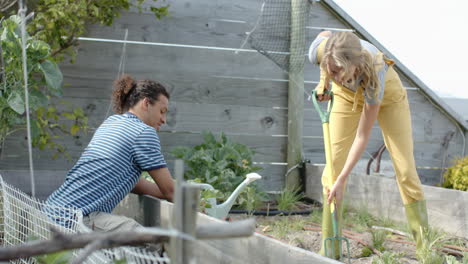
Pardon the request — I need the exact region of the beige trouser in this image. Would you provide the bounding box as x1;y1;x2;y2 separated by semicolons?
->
322;65;425;205
83;211;142;232
83;211;165;253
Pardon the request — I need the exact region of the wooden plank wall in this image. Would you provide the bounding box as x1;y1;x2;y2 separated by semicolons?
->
0;0;464;198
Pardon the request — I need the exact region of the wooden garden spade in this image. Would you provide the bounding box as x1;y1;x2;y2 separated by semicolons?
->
312;90;350;263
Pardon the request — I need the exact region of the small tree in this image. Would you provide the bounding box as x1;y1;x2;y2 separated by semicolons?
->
0;0;169;158
0;15;87;158
26;0;169;63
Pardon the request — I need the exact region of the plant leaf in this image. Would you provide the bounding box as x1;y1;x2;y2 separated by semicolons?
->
7;90;25;114
39;60;63;96
70;124;80;136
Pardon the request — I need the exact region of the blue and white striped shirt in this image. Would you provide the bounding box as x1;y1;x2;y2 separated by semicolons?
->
46;112;166;216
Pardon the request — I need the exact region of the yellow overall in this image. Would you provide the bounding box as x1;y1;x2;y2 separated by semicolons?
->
315;41;428;257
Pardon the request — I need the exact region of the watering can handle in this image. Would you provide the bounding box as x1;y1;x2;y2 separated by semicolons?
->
312;89;334;124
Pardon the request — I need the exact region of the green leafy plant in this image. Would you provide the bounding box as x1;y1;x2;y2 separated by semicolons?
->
35;250;74;264
416;227;446;264
344;204;376;233
0;0;170;63
0;15;88;158
309;208;322;224
171;131;264;208
360;247;373;258
445;255;464;264
371;251;403;264
235;186;268;213
1;1;170;157
35;250;128;263
270;217;306;239
442;156;468;191
276;187;304;211
370;230;388;252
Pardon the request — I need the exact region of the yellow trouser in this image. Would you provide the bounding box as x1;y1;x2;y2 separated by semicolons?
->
321;65;424;204
319;65;428;257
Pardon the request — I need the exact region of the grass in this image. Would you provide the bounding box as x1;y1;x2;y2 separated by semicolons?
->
416;227;446;264
258;201;468;262
343;204;377;233
371;252;404;264
371;229;388;252
275;187;304;211
268;217;307;239
309;208;322;224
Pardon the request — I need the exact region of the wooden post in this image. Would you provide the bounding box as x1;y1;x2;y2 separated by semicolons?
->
169;159;200;264
286;0;307;190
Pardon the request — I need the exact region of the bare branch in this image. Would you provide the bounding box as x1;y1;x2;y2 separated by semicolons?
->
71;239;102;264
0;219;256;261
0;0;17;12
371;225;411;238
0;227;171;261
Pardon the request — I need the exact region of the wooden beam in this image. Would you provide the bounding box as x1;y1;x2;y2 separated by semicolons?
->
286;0;307;189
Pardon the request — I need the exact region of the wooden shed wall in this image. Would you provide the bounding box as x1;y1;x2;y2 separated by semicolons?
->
0;0;465;199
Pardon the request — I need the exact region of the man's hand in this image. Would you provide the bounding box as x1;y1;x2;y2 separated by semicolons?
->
149;167;174;202
132;168;174;202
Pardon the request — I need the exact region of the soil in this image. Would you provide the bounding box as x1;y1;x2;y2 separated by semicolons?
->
228;214;467;264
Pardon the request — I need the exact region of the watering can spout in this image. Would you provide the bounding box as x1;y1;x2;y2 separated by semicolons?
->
205;173;262;219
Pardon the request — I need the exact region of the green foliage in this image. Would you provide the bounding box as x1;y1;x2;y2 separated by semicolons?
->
442;156;468;191
270;217;306;239
0;15;88;157
35;250;74;264
371;252;403;264
416;227;446;264
198;188;223;210
235;185;269;212
10;0;170;63
370;230;388;252
446;255;463;264
309;208;322;224
344;205;376;233
276;187;304;211
35;250;127;263
360;247;373;258
171;131;264;208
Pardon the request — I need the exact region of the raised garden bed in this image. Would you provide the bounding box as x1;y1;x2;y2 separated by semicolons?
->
230;208;468;264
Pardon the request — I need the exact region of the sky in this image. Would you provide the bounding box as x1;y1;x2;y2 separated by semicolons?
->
333;0;468;98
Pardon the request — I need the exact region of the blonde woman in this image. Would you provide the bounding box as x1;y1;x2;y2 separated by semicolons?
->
309;31;428;257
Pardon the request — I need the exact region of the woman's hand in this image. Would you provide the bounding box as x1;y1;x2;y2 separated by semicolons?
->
315;76;331;101
327;176;346;206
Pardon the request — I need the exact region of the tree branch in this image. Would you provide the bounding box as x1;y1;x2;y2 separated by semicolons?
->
71;239;102;264
0;0;17;12
0;226;171;261
50;36;79;58
0;218;256;261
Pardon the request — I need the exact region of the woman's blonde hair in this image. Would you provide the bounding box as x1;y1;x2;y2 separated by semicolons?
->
320;32;382;102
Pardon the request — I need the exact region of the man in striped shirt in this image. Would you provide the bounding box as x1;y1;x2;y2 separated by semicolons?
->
47;75;174;232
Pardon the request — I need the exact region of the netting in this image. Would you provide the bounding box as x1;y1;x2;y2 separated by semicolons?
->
0;175;170;264
247;0;313;73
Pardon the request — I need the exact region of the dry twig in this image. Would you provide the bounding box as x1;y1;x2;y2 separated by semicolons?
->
0;226;174;261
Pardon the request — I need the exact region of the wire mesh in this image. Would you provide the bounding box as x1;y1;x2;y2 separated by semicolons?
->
0;175;170;264
247;0;313;73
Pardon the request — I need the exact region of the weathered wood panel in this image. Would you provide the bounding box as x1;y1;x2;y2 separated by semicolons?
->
0;0;464;194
